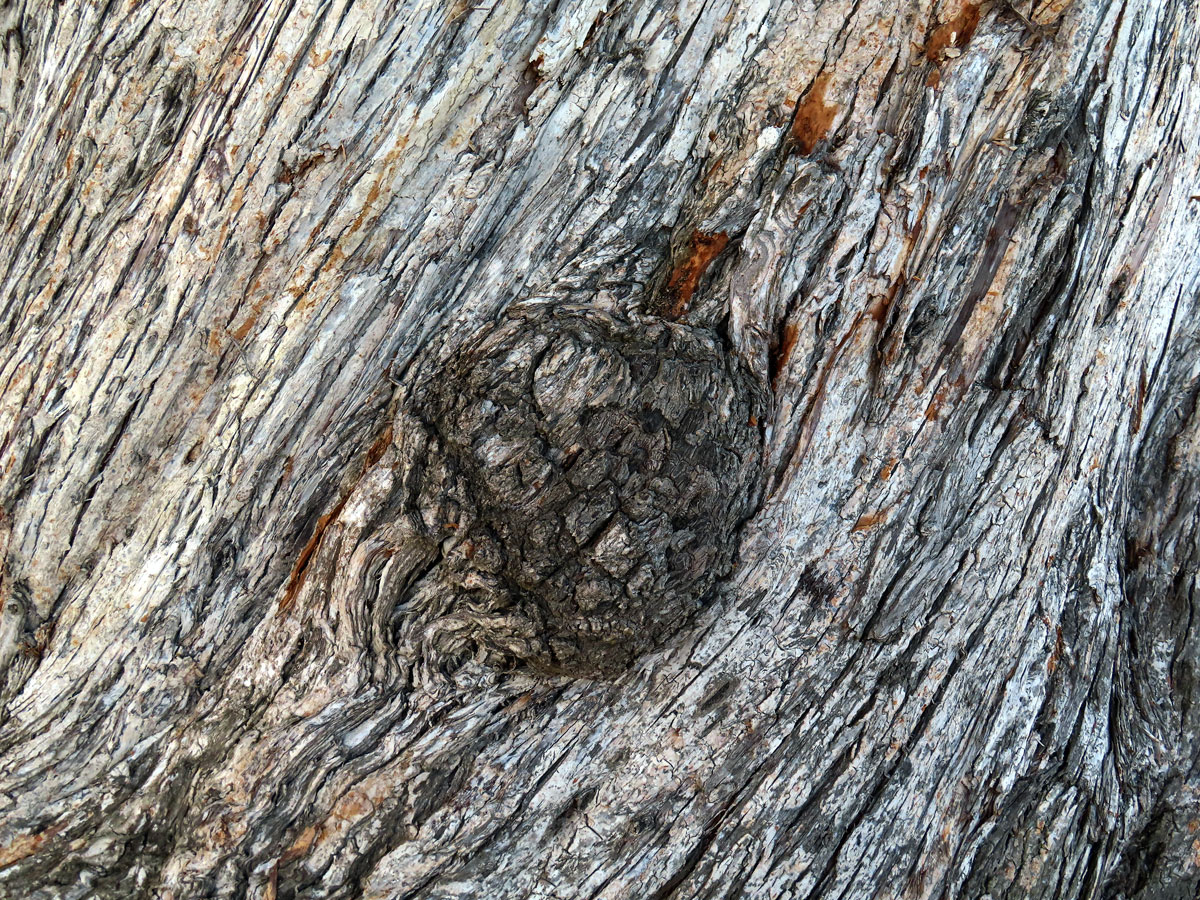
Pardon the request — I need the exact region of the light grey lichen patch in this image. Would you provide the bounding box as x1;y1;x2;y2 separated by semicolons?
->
395;306;766;678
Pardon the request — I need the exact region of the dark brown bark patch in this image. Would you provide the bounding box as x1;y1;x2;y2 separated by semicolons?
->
790;72;838;155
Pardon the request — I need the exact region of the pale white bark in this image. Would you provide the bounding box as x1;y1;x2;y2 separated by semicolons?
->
1;0;1198;897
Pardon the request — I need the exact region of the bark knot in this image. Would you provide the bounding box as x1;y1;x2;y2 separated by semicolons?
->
401;307;765;678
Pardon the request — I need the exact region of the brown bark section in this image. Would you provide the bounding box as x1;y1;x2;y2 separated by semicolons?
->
662;231;731;318
791;72;838;155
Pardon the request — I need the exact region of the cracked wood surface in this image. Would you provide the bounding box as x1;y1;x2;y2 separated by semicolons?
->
1;0;1199;897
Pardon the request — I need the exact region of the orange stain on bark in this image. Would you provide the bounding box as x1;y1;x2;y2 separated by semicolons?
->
925;2;982;61
1032;0;1072;25
1047;625;1064;673
279;425;394;612
365;424;393;468
663;230;729;318
0;823;65;869
791;72;838;155
924;374;967;421
279;499;346;612
281;825;318;864
771;322;800;390
852;508;890;532
330;790;373;820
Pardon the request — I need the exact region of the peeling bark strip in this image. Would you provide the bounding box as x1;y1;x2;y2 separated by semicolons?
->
1;0;1200;897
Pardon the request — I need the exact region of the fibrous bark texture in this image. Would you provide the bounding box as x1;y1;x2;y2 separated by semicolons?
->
0;0;1198;897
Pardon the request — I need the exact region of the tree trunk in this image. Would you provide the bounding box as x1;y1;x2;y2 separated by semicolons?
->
1;0;1198;896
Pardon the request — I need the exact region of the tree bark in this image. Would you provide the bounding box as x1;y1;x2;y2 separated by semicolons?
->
1;0;1198;897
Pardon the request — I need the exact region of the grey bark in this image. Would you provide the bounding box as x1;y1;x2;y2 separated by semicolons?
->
0;0;1198;897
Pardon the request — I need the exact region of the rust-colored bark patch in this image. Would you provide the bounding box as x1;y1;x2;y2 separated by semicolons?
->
663;230;729;318
852;508;890;532
925;2;982;61
279;426;393;612
0;822;66;869
791;73;837;155
365;423;393;467
1047;624;1064;673
924;374;966;421
869;277;904;325
280;825;318;865
278;151;330;186
770;322;800;390
279;496;347;612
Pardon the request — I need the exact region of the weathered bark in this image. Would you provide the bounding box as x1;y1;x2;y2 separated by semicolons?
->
1;0;1198;896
